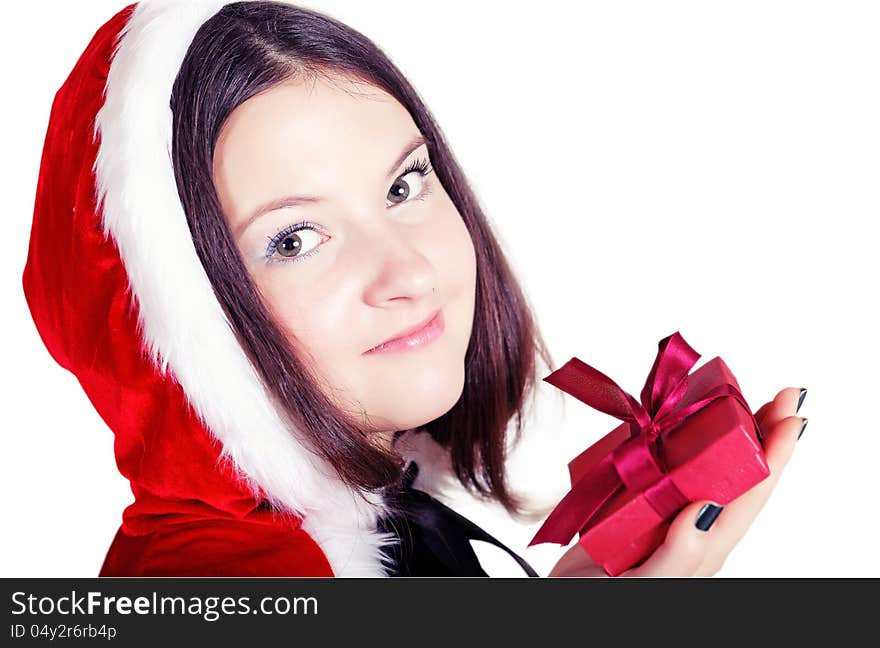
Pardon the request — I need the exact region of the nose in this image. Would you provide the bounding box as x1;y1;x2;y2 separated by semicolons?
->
357;221;437;307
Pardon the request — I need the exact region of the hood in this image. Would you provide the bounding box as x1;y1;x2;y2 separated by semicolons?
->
22;0;423;577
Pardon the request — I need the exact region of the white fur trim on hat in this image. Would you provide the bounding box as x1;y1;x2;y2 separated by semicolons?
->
93;0;397;577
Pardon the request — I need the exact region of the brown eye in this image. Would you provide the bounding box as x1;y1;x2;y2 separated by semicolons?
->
276;229;325;258
266;223;329;264
277;232;304;257
387;171;427;206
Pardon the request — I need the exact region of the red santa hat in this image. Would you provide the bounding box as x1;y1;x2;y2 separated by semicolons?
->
23;0;446;576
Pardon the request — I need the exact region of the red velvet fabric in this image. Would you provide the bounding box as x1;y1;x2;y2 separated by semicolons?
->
22;3;334;577
100;511;333;577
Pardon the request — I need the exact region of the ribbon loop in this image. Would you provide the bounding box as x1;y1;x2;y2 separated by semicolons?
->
543;356;652;429
639;332;701;417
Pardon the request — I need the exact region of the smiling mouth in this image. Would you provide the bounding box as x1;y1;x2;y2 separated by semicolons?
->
364;309;445;355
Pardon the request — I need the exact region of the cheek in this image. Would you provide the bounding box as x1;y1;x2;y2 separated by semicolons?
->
423;202;478;347
438;210;477;311
457;225;478;339
255;272;351;364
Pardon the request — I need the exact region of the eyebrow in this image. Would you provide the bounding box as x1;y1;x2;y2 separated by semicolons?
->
233;134;427;239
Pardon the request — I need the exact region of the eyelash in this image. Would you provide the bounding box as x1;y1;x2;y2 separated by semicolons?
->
263;156;435;265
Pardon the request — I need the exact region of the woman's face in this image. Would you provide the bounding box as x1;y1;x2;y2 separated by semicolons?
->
213;73;477;447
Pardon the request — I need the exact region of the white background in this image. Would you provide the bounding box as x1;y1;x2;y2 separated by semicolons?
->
3;0;878;577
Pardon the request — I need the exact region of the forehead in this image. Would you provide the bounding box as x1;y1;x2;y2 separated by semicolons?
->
212;74;418;214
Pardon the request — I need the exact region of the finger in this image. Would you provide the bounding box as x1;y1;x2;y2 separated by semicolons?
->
623;500;717;577
697;414;806;562
761;414;806;477
753;392;785;427
756;387;805;431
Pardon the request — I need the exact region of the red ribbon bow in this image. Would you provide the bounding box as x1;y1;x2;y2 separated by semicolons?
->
528;332;760;547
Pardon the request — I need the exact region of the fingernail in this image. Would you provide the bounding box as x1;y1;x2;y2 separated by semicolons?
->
695;504;723;532
798;417;809;441
796;388;808;414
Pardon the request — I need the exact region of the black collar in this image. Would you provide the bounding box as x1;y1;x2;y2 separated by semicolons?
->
377;461;539;577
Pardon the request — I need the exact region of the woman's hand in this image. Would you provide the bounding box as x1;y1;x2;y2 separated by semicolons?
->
548;386;808;577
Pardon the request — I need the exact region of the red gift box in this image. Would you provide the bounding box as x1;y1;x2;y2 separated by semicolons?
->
529;332;770;576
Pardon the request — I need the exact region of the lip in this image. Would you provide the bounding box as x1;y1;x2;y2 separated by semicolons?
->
365;309;445;355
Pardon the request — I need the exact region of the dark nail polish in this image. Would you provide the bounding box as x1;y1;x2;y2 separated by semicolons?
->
798;417;809;440
796;388;808;414
695;504;723;532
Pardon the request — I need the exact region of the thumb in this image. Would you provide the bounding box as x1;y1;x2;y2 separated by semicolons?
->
626;500;722;577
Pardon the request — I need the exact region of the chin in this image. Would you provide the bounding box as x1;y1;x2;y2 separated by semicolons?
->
366;363;466;432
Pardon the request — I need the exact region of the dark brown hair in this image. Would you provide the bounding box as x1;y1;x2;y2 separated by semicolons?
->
169;1;554;516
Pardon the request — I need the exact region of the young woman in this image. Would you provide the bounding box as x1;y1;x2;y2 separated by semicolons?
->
23;0;806;577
